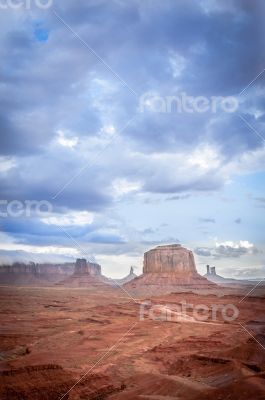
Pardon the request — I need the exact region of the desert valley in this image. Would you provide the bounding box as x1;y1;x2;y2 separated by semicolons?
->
0;244;265;400
1;2;265;399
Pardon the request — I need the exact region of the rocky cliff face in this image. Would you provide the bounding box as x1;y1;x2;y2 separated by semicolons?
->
74;259;101;276
124;244;215;295
0;262;75;285
56;258;108;288
143;244;197;274
204;265;254;286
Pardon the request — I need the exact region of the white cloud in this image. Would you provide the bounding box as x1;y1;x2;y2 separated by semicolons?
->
0;157;16;173
56;130;79;148
188;144;221;171
112;178;142;197
0;242;79;257
195;240;258;259
41;211;94;226
169;51;186;78
215;240;254;250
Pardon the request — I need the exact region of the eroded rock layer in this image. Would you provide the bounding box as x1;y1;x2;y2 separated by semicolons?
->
124;244;215;295
56;258;109;288
143;244;197;274
74;258;101;276
0;263;74;286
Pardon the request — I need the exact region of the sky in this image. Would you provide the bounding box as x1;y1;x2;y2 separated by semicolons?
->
0;0;265;278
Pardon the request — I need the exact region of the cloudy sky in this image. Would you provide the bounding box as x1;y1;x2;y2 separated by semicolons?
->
0;0;265;278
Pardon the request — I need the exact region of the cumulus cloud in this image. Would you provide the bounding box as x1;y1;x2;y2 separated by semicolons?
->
215;240;259;258
0;0;265;265
195;240;259;259
194;247;212;257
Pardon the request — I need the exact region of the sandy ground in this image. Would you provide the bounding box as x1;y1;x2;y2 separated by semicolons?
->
0;285;264;399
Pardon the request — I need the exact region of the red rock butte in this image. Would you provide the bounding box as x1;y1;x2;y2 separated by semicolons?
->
56;258;109;288
74;258;101;276
124;244;215;294
143;244;197;274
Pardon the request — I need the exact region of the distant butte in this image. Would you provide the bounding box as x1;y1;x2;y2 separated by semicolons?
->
124;244;215;295
55;258;109;288
107;266;137;286
74;258;101;276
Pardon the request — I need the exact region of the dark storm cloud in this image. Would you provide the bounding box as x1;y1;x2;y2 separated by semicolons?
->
0;0;264;248
1;0;264;156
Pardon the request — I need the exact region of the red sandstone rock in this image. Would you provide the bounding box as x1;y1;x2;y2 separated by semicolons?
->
74;258;101;276
107;266;137;286
124;244;215;295
0;262;75;286
56;258;109;288
143;244;197;274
